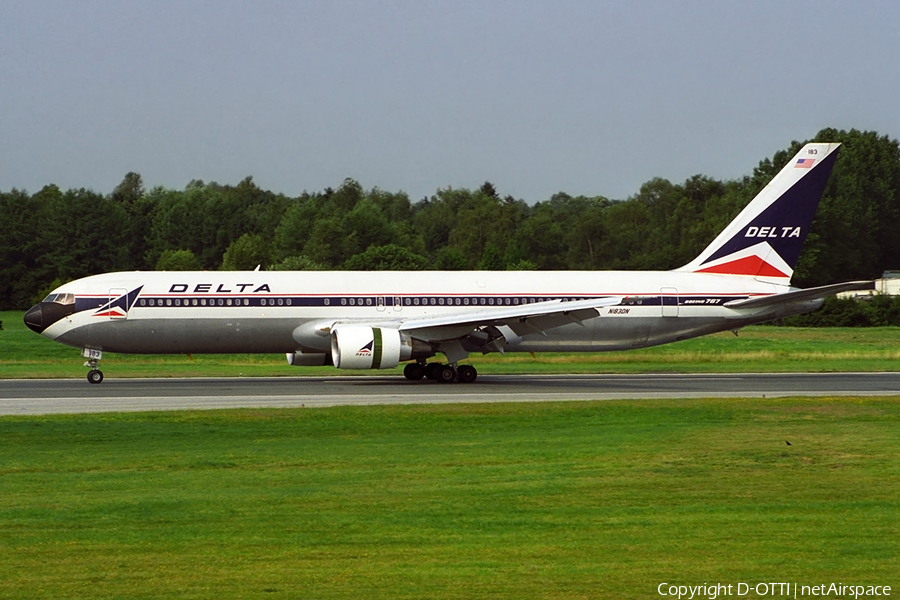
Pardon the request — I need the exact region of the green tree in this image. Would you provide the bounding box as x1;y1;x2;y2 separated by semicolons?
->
302;217;351;267
341;199;393;253
0;188;43;309
794;129;900;285
111;172;156;270
270;255;328;271
221;234;269;270
412;189;465;257
446;187;525;267
156;249;201;271
512;207;566;269
434;247;467;270
563;196;609;269
343;244;429;270
145;185;219;268
110;172;144;205
273;196;320;261
477;244;506;270
330;178;364;212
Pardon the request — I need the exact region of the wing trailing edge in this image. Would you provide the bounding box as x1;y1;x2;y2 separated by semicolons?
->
398;296;621;340
724;281;874;310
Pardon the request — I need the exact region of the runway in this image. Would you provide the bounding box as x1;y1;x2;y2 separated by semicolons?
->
2;372;900;415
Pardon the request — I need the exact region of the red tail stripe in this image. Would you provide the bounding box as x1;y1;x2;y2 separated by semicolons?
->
696;255;788;278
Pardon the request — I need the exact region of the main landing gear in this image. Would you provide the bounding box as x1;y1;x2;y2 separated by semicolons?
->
83;348;104;384
404;361;477;383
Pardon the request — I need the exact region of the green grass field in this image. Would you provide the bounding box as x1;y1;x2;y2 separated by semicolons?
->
1;398;898;599
3;310;900;378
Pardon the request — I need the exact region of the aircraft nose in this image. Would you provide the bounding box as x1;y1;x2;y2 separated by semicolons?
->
24;304;44;333
24;301;75;334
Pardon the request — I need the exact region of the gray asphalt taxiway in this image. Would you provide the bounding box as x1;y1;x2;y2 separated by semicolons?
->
2;372;900;415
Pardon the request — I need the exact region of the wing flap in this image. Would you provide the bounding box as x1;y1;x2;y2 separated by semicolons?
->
399;297;620;341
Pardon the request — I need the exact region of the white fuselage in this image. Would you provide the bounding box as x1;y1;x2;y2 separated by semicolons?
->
41;270;817;356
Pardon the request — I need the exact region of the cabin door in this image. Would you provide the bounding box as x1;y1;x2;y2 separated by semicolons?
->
660;287;679;318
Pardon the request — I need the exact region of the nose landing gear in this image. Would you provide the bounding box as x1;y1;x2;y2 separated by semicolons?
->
82;348;104;384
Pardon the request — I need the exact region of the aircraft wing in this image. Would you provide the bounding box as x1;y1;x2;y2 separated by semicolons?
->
723;280;874;310
397;296;622;342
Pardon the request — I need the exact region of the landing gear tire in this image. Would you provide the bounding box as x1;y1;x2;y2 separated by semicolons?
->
424;362;442;381
456;365;477;383
87;369;104;384
437;365;456;383
404;362;425;381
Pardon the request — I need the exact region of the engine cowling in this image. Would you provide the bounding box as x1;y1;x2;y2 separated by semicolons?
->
330;326;431;369
285;351;331;366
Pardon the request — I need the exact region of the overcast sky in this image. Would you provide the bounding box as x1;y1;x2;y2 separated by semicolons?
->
2;1;898;202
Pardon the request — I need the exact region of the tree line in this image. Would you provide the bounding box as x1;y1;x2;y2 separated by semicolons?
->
2;127;899;312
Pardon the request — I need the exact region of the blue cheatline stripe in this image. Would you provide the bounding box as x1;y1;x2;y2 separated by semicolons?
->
372;328;383;369
125;294;752;312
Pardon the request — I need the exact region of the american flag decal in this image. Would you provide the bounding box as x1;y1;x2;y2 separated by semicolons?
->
794;158;815;169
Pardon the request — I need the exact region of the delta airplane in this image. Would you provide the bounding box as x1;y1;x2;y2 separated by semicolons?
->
25;143;870;384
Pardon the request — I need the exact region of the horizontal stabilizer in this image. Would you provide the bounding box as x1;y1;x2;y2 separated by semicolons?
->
724;280;874;310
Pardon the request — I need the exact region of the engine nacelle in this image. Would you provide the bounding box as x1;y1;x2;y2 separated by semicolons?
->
331;326;431;369
285;351;331;367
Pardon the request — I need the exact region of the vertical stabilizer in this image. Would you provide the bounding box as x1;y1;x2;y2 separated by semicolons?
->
677;143;840;284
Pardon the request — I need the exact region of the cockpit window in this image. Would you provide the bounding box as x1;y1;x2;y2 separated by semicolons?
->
43;293;75;305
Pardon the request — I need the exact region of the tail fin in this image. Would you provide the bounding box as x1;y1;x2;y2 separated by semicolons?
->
677;142;840;284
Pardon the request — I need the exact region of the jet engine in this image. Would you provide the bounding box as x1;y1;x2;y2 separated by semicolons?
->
330;326;432;369
285;351;331;366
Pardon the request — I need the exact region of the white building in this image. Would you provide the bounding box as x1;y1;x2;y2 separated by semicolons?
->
837;271;900;299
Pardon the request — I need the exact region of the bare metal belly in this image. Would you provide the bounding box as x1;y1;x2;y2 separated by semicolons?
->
54;313;764;356
55;318;300;354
